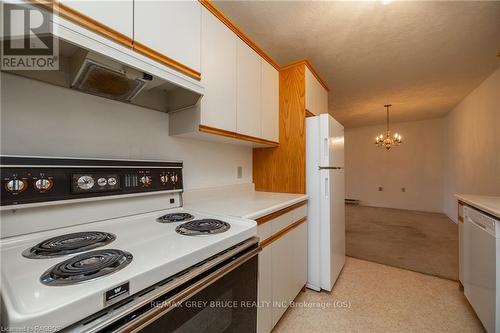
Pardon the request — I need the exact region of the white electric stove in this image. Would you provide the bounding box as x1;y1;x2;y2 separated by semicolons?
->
0;156;259;332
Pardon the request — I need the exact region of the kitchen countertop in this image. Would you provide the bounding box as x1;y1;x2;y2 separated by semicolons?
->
455;194;500;218
183;183;308;220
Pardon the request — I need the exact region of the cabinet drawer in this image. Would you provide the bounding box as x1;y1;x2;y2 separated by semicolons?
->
271;205;307;235
257;221;273;241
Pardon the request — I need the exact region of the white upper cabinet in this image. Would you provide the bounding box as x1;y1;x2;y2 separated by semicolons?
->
199;7;237;132
237;40;262;138
261;60;279;142
305;67;328;115
134;1;201;72
319;81;329;114
59;0;133;39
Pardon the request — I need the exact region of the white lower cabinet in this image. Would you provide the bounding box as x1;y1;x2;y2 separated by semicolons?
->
257;205;308;333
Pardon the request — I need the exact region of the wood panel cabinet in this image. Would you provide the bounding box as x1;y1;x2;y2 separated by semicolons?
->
261;60;280;142
305;66;328;115
254;60;330;193
134;1;201;73
58;0;134;40
237;40;262;138
199;7;237;132
256;203;308;333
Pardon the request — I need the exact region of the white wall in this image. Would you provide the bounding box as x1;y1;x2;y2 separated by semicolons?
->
443;68;500;221
345;118;444;212
0;73;253;190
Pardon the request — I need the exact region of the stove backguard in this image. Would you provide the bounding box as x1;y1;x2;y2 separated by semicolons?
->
0;156;183;206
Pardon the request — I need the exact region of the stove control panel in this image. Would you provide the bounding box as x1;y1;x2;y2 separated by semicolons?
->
1;156;183;206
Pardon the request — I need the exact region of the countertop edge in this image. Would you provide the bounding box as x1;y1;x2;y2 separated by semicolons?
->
241;195;309;221
455;194;500;218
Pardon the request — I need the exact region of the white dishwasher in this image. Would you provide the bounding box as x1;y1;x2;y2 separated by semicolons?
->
463;205;499;333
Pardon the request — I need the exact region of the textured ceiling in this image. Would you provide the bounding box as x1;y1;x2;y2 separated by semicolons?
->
215;1;500;127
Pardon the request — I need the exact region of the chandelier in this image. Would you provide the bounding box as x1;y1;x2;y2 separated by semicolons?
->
375;104;402;150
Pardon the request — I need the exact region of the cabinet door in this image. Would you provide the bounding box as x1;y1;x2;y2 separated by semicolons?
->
134;1;201;72
199;8;237;131
261;60;279;142
319;84;329;114
271;231;296;326
257;246;273;333
292;222;308;291
59;0;133;39
237;40;262;138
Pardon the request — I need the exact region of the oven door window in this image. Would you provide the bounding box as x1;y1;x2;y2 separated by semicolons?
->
139;256;258;333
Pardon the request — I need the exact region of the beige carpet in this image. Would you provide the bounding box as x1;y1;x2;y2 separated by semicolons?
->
345;205;458;280
273;257;484;333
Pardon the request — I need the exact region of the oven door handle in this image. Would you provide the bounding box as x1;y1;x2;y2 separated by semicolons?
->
118;245;261;333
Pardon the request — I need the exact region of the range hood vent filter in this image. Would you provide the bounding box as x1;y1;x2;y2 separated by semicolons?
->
72;60;146;102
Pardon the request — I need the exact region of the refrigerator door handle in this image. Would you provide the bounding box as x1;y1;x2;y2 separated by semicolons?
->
325;177;329;198
319;166;344;170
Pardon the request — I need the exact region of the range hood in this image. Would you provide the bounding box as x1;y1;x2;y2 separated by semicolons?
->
4;38;202;113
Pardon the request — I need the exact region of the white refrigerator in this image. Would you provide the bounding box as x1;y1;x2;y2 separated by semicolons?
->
306;113;345;292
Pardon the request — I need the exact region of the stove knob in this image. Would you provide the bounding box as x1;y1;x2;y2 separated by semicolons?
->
160;174;168;184
34;178;53;192
140;175;152;186
5;179;27;193
107;177;117;186
77;175;95;190
97;177;107;187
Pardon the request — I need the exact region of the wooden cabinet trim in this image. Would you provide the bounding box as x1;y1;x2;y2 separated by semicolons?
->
261;217;307;248
199;0;280;71
256;200;308;225
33;0;201;81
199;125;279;146
132;41;201;80
281;59;330;92
305;109;316;118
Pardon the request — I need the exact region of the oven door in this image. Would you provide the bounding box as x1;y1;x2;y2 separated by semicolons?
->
138;255;258;333
70;238;260;333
